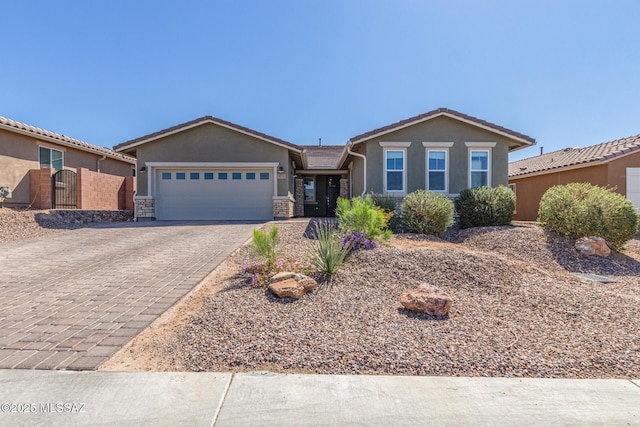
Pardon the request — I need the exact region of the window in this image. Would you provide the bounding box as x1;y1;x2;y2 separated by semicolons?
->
466;142;495;188
232;172;242;180
303;177;315;202
39;147;63;171
190;172;200;180
246;172;256;180
260;172;269;180
161;172;171;180
427;150;447;192
204;172;214;180
176;172;186;180
218;172;228;180
385;150;405;193
470;150;489;188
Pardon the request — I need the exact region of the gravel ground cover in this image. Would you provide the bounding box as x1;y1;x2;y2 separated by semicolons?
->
163;220;640;378
0;208;131;243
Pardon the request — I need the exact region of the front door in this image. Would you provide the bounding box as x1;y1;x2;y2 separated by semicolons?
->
326;176;340;216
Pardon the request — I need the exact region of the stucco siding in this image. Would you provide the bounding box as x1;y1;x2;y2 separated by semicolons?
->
0;128;133;206
510;164;609;221
360;116;513;195
134;123;292;196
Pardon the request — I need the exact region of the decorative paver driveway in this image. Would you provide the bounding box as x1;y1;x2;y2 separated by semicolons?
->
0;221;259;370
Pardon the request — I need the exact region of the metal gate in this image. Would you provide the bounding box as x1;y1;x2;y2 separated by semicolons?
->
52;170;77;209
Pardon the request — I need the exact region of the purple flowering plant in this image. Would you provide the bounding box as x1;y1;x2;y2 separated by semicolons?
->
340;232;381;253
243;256;313;287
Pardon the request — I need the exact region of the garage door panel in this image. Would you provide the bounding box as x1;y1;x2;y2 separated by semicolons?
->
155;169;273;220
627;168;640;213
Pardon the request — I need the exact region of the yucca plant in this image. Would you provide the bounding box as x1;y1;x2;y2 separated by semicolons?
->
307;221;349;277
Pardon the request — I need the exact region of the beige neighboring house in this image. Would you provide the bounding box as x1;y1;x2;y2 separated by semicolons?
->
0;116;136;209
509;134;640;220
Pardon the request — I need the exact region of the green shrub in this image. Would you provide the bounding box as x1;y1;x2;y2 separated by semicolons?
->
401;190;454;236
336;195;392;241
370;193;402;231
537;182;638;250
251;225;281;265
455;186;515;229
307;222;349;276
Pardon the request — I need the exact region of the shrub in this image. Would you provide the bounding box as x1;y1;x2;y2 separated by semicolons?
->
537;182;638;250
401;190;454;235
336;195;392;241
307;222;349;276
340;232;381;252
244;256;312;287
455;186;515;229
370;193;402;231
251;225;281;265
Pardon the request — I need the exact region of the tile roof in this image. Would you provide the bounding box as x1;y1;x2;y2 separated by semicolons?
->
300;145;345;169
348;107;536;147
509;134;640;178
0;115;135;163
114;116;303;153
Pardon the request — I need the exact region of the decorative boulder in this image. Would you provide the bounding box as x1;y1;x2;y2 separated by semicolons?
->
400;284;452;316
575;237;611;257
269;272;317;299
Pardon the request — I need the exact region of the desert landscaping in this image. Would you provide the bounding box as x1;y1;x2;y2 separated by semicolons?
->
101;219;640;379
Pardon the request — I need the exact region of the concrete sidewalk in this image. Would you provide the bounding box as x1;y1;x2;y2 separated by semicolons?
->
0;370;638;426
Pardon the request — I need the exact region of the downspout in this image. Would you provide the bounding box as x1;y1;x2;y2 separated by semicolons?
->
346;142;366;197
96;155;106;172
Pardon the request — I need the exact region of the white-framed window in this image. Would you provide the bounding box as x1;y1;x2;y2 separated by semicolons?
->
380;142;410;195
466;142;496;188
303;176;315;202
39;146;64;171
423;142;453;193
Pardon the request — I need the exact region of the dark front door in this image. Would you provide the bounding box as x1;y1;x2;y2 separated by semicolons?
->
326;176;340;216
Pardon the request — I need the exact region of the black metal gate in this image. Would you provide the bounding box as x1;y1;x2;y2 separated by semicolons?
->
52;170;77;209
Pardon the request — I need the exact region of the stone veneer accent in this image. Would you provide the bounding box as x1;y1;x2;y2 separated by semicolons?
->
134;197;155;220
273;196;295;219
294;178;304;217
339;178;349;199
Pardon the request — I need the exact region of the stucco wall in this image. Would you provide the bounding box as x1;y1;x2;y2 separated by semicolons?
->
356;116;513;196
134;123;292;197
0;128;134;206
510;164;609;221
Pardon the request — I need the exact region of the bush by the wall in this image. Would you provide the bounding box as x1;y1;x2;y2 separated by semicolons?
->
537;182;638;250
455;186;515;229
370;193;402;231
401;190;454;236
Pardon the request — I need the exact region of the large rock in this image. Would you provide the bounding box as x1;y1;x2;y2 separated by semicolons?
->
400;284;452;316
269;272;317;299
575;237;611;257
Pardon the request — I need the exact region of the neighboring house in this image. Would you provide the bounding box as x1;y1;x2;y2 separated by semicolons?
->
114;108;535;221
509;134;640;220
0;116;136;209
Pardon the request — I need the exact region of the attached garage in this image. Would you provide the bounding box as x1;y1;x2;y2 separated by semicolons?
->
114;116;305;222
152;163;277;220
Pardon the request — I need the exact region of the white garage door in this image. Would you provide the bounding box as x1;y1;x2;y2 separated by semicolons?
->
155;169;274;220
627;168;640;213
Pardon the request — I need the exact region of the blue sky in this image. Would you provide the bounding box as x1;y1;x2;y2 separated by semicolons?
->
1;0;638;161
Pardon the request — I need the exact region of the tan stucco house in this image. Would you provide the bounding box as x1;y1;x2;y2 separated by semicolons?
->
509;134;640;220
0;116;136;209
115;108;536;221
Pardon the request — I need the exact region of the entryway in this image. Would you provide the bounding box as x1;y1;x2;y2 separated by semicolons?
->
303;175;342;217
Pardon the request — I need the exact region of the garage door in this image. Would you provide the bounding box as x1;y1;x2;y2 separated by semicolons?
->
627;168;640;213
155;169;274;220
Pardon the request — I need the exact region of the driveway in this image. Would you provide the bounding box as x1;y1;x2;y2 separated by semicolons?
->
0;221;260;370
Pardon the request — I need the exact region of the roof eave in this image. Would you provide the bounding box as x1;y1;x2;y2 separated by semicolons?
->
0;122;136;164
